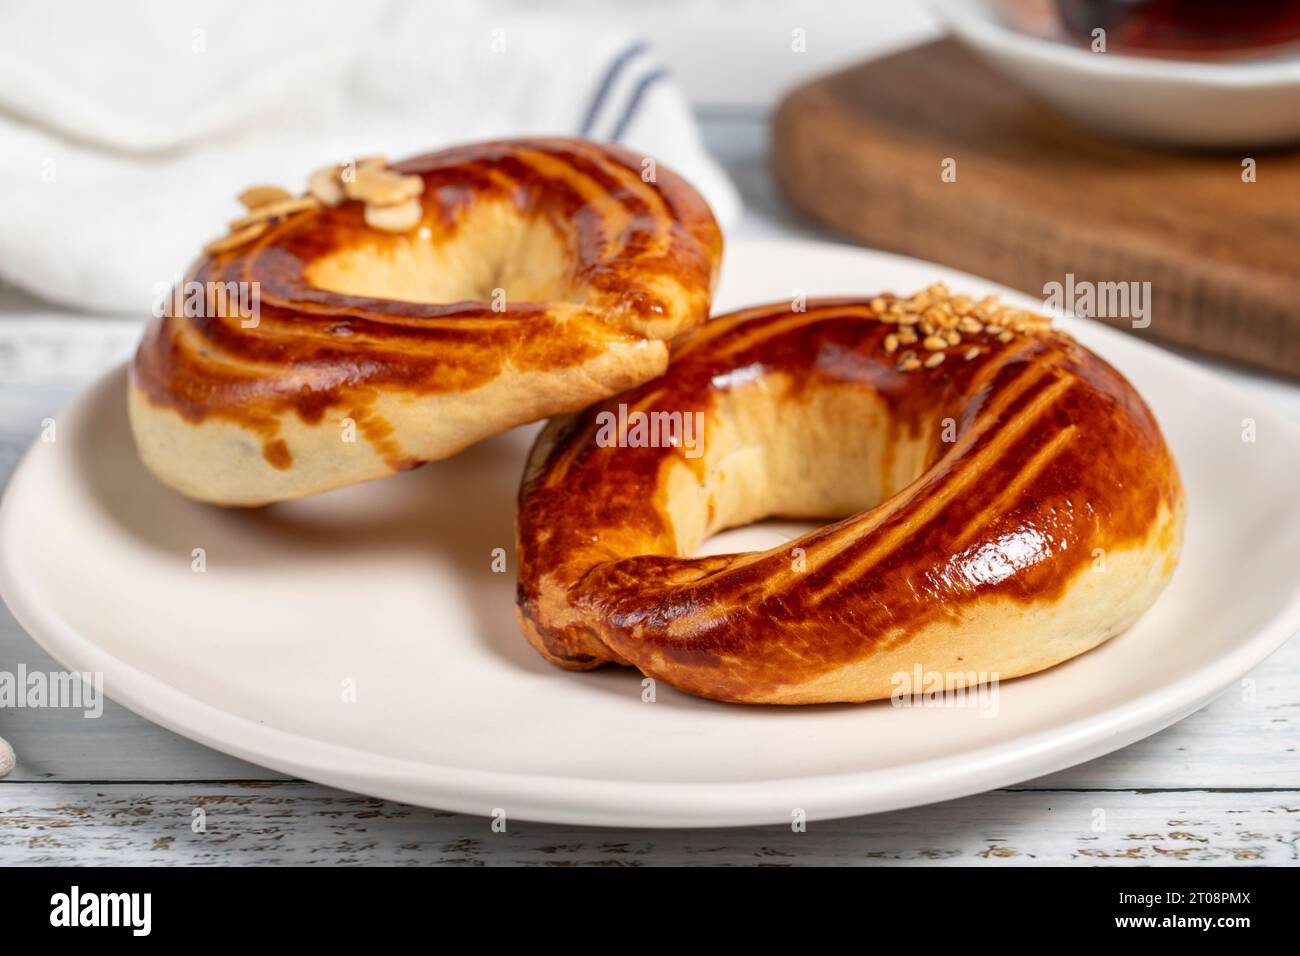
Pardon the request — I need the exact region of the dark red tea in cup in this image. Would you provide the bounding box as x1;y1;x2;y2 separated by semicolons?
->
1056;0;1300;58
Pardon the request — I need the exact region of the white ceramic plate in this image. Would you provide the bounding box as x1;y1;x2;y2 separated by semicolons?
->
929;0;1300;148
4;239;1300;828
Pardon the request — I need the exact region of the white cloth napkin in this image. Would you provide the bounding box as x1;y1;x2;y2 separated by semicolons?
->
0;0;739;316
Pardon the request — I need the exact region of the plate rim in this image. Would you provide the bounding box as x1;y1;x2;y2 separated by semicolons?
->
4;237;1300;828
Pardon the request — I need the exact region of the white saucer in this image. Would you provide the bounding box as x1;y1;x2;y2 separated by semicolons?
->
930;0;1300;148
3;239;1300;827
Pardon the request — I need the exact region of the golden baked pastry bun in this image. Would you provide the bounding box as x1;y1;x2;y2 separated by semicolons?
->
516;293;1186;705
130;139;722;505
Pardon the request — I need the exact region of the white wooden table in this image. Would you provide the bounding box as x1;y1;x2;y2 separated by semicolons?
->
2;118;1299;866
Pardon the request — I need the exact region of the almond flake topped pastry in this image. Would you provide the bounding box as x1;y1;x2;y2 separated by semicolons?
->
130;139;722;505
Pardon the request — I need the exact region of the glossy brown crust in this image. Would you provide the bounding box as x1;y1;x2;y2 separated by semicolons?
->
131;139;722;471
515;298;1186;703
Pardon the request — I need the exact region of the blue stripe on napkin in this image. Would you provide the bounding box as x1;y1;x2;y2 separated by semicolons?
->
608;67;667;143
578;41;648;138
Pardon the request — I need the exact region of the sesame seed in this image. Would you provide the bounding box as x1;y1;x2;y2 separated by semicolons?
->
871;285;1051;365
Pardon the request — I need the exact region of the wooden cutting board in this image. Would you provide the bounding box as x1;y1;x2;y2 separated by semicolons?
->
772;38;1300;379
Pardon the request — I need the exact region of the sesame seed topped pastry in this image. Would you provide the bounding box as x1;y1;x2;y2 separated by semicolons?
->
129;139;722;505
516;291;1186;705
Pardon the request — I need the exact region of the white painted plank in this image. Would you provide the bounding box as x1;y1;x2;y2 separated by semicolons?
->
0;783;1295;866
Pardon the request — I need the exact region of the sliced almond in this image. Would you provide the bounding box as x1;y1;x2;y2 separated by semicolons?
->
365;198;422;233
203;221;270;256
237;185;293;210
339;156;388;184
346;167;424;205
309;165;346;206
229;196;319;230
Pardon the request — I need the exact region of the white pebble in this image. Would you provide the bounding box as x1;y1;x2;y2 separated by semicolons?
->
0;735;15;777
